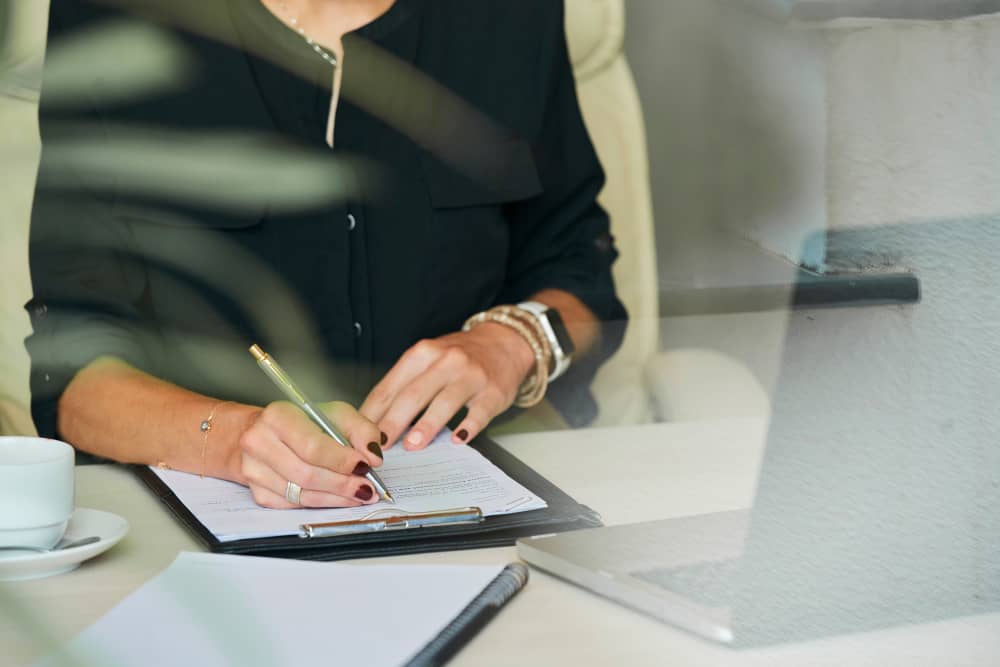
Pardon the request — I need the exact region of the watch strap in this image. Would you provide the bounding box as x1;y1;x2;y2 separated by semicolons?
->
517;301;572;381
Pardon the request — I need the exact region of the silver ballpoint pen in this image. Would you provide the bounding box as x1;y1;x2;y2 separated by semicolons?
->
248;344;395;503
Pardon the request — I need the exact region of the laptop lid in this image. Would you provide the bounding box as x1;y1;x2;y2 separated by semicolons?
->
729;218;1000;645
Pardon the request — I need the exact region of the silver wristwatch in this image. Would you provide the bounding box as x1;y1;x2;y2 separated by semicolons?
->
517;301;575;382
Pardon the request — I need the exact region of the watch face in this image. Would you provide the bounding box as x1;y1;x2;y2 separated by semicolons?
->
545;309;575;357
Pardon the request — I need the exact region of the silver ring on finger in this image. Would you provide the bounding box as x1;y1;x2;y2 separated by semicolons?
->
285;480;302;505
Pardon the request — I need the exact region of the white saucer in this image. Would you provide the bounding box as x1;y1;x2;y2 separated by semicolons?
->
0;508;129;582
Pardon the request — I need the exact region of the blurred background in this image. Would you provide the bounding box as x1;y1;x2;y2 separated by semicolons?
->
3;0;1000;435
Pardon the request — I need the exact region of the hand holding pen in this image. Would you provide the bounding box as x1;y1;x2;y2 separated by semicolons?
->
231;345;391;509
247;345;394;505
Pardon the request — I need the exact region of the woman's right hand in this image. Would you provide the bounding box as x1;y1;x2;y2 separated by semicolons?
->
236;401;386;509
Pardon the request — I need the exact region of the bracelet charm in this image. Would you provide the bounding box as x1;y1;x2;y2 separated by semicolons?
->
199;400;231;478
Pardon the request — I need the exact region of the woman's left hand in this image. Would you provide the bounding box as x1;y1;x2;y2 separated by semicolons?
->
360;322;535;450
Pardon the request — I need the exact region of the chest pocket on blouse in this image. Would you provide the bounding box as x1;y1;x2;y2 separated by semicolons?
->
418;140;543;329
111;199;281;349
420;138;543;208
111;199;272;317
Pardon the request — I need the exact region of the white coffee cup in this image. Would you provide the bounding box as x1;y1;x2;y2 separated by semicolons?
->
0;437;75;549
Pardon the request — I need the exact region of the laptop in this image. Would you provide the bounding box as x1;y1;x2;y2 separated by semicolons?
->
518;221;1000;647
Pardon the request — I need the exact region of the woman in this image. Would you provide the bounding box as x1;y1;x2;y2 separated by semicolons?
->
27;0;626;508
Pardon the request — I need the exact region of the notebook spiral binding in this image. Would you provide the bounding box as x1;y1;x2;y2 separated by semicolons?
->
405;563;530;667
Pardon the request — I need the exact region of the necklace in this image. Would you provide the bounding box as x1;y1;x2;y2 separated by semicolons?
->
275;0;338;66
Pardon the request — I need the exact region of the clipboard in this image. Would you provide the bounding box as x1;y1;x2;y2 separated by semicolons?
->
134;433;602;561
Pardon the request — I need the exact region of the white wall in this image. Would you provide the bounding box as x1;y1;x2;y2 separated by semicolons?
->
709;4;829;268
700;4;1000;263
626;0;830;270
628;1;1000;264
623;0;715;256
825;13;1000;233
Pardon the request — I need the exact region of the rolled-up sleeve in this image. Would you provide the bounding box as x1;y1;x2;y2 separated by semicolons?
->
27;161;155;439
499;1;628;426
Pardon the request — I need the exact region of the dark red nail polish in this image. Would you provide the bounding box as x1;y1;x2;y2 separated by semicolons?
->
353;462;371;477
380;431;388;445
456;428;469;442
367;442;383;460
355;484;373;501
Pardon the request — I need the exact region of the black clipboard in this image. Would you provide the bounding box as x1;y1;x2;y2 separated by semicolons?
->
134;433;602;561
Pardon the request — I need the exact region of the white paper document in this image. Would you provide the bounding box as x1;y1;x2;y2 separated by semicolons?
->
152;429;547;541
37;552;505;667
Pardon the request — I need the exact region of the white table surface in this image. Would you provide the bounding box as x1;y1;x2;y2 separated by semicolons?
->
3;417;999;666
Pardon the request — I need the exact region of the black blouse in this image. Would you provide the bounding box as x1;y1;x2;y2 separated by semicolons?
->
27;0;627;438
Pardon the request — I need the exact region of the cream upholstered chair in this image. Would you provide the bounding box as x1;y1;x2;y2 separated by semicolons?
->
0;0;665;436
562;0;659;427
495;0;660;434
0;1;45;436
554;0;767;427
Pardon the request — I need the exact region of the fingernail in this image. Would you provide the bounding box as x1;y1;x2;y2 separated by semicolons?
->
355;484;374;501
367;442;383;460
380;431;388;445
456;428;469;442
405;431;424;448
352;462;371;477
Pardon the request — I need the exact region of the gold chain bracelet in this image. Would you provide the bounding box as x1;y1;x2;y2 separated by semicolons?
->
199;400;232;478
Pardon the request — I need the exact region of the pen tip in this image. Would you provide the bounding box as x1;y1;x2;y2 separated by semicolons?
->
383;492;396;504
249;344;266;361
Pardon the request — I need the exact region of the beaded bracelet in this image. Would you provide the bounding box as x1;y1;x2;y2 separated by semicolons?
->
495;305;556;375
462;305;553;408
488;305;554;400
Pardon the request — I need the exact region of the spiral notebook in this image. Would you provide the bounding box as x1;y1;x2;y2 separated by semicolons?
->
36;552;528;667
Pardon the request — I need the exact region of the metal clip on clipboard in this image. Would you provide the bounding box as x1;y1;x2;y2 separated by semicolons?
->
300;507;484;538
